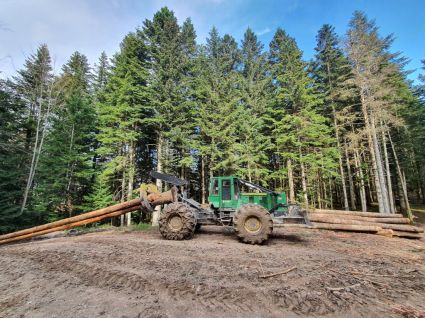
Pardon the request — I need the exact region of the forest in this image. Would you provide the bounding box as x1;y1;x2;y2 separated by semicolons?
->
1;7;424;233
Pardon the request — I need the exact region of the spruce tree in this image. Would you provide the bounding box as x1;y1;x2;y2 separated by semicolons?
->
33;52;96;220
95;32;152;223
0;79;28;232
312;24;355;210
142;7;197;181
235;28;271;183
268;28;338;205
195;28;241;179
12;44;55;214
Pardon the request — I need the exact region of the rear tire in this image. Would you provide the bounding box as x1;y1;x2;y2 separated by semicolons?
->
159;202;196;240
233;204;273;244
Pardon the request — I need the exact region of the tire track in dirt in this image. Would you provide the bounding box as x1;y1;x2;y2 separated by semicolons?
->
6;249;272;315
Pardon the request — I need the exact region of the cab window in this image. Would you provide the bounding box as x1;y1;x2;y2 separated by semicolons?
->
222;180;231;200
211;179;219;195
233;179;239;200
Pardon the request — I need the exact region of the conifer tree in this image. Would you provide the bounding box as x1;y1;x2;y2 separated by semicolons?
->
195;28;241;178
12;44;56;214
345;11;399;213
313;24;355;210
268;28;338;205
95;32;152;224
0;79;28;232
33;52;96;220
142;7;197;182
236;28;271;183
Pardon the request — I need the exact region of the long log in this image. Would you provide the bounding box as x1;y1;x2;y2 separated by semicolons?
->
0;206;138;245
310;223;382;233
309;217;424;233
312;209;403;218
0;198;142;241
309;214;410;224
392;231;423;239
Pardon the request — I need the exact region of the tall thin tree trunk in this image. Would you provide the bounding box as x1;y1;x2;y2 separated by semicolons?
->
201;155;206;204
126;141;135;226
354;149;367;212
370;115;390;213
299;147;308;207
329;179;334;209
381;129;395;213
287;159;295;203
344;144;356;210
20;84;55;213
120;165;127;227
359;93;387;212
332;107;349;211
152;133;163;226
388;132;413;220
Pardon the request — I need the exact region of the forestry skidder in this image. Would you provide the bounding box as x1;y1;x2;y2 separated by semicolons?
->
146;172;309;244
0;171;309;245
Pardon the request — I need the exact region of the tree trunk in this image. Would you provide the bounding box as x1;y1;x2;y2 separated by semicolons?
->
354;149;367;212
381;129;395;213
370;115;391;213
333;109;349;211
299;149;308;207
20;84;55;213
359;92;388;213
201;155;206;204
387;132;413;221
152;133;163;226
126;141;135;226
344;144;356;210
287;159;295;203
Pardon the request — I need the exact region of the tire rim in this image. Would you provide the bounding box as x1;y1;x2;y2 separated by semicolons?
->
169;215;183;231
244;216;262;233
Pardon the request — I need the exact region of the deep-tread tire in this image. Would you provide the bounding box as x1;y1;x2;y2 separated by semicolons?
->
233;204;273;244
195;223;202;232
159;202;196;240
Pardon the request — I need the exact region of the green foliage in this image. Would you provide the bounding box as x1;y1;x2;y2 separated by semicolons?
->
1;8;425;233
0;79;28;233
34;52;96;220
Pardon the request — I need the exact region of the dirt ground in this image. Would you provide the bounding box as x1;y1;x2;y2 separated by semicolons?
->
1;225;424;318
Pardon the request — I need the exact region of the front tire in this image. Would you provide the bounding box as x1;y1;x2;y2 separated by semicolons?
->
159;202;196;240
233;204;273;244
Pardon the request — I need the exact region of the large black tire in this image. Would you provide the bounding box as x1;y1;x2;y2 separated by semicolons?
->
233;204;273;244
159;202;196;240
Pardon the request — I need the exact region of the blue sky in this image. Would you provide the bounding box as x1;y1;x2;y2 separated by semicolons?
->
0;0;424;82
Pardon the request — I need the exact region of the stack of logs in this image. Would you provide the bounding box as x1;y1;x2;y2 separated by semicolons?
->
0;198;144;245
0;187;176;245
308;209;424;239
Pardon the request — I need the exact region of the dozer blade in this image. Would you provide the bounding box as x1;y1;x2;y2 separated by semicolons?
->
273;205;312;226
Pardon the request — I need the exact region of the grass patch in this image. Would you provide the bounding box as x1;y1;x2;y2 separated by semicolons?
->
129;223;154;231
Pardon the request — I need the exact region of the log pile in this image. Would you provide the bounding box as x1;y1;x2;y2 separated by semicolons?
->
307;209;424;239
0;187;177;245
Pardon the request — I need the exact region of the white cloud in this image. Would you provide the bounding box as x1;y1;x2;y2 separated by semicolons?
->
257;27;271;36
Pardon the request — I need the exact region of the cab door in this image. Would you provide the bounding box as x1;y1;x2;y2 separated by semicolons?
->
220;179;232;208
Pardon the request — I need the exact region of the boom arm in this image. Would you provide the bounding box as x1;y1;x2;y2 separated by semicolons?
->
238;179;276;194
